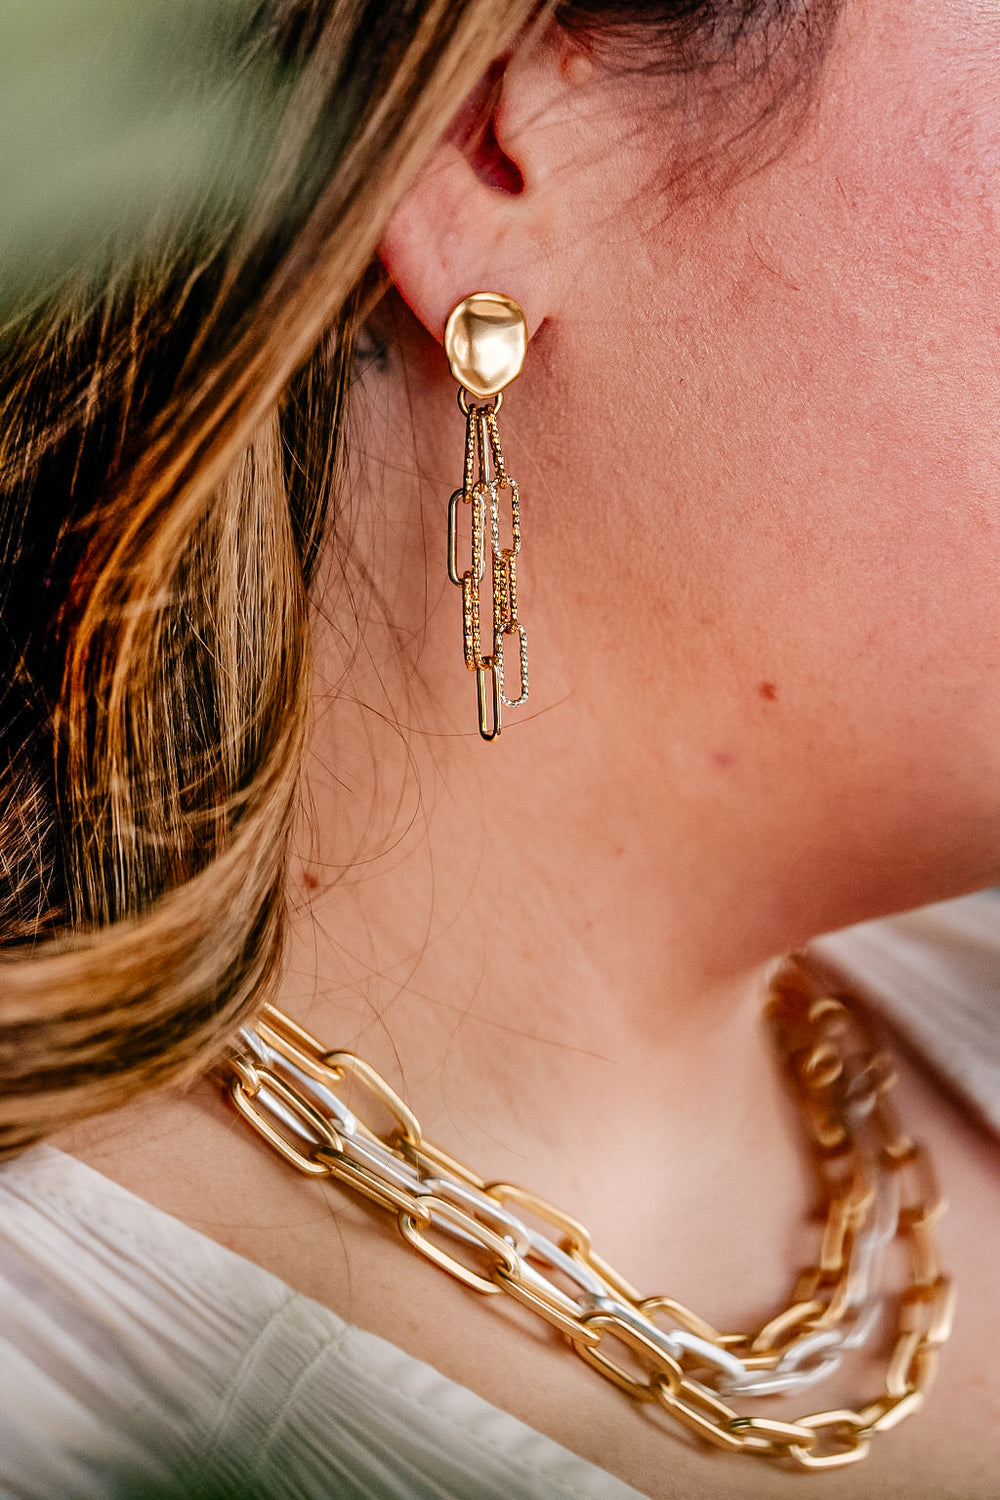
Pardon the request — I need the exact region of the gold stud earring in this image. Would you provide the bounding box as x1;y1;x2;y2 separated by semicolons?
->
444;292;529;741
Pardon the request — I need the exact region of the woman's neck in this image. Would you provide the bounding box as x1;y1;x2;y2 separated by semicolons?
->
281;652;818;1326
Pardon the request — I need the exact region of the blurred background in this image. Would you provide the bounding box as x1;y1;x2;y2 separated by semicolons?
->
0;0;293;313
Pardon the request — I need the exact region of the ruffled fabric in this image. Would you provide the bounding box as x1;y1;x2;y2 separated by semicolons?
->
0;1147;643;1499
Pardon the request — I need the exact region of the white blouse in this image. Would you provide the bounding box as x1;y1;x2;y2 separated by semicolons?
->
0;1146;644;1499
1;893;997;1500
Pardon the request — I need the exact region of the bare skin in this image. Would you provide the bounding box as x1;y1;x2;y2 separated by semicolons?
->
61;1;1000;1494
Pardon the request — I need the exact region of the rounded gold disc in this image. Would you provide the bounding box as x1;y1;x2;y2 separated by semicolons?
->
444;292;528;400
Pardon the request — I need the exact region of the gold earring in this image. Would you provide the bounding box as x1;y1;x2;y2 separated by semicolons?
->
444;292;529;741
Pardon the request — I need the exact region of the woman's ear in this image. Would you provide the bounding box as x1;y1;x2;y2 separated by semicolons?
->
379;28;598;345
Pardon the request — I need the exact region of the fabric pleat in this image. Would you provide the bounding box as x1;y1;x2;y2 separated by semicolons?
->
0;1147;643;1499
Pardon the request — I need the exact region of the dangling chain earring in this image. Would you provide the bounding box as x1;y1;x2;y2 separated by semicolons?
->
444;292;529;740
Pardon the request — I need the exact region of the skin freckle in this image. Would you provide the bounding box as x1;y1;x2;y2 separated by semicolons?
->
758;681;778;702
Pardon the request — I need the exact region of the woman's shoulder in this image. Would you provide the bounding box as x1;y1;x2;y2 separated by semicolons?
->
812;890;1000;1137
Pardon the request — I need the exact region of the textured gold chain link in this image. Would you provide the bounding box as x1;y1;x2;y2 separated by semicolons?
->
221;958;951;1469
447;392;528;739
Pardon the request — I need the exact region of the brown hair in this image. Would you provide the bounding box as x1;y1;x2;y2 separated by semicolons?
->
0;0;542;1154
0;0;838;1155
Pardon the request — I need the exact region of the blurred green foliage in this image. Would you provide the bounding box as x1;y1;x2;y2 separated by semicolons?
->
0;0;294;309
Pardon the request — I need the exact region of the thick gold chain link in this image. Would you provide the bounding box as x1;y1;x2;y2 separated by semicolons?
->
221;958;951;1469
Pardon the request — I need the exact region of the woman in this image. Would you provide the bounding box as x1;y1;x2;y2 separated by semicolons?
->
2;0;999;1495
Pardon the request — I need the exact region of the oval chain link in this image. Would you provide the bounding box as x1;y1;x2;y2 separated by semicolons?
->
220;957;951;1469
446;398;529;737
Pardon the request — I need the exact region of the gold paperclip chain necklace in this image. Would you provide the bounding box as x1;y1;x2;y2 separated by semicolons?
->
220;957;952;1471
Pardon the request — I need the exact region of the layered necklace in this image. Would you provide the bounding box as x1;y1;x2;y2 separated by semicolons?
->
219;955;951;1471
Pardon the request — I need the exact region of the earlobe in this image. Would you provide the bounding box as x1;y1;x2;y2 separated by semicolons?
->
379;34;577;347
379;140;548;346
